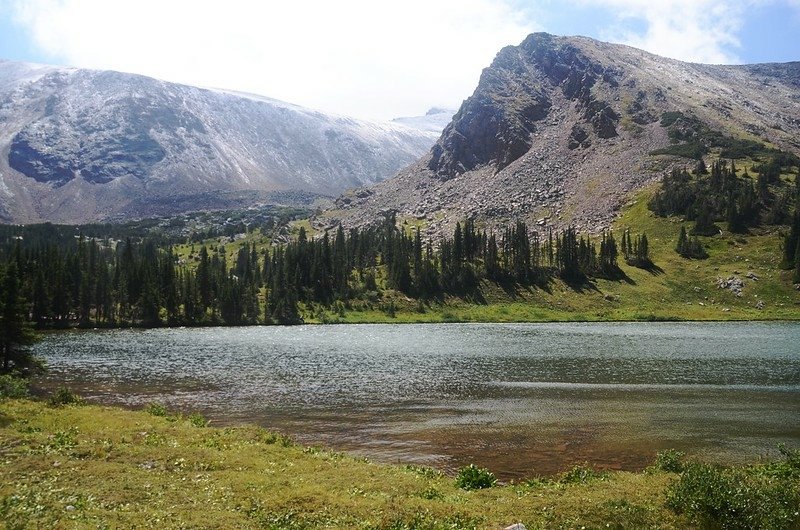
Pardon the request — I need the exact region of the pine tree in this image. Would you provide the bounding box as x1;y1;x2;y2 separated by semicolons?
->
691;201;718;236
726;194;746;234
0;263;40;375
197;246;212;313
676;226;688;255
695;158;708;175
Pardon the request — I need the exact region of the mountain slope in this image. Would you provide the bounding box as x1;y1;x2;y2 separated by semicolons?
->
326;33;800;235
0;61;438;224
391;107;456;133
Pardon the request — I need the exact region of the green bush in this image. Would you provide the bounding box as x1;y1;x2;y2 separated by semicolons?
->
455;464;496;490
145;402;168;417
0;374;29;399
419;487;444;500
667;462;800;529
47;387;85;407
659;111;685;127
559;464;608;484
188;412;208;428
653;449;686;473
404;465;444;479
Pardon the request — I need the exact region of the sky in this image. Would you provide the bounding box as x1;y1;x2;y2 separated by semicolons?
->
1;0;799;121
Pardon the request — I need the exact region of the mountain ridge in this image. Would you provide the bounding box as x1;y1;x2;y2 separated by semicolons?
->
0;60;438;224
324;33;800;237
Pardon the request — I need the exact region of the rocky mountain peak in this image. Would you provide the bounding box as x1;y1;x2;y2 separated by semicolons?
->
325;33;800;238
427;33;627;179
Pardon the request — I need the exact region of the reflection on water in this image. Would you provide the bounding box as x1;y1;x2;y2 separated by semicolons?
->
34;322;800;478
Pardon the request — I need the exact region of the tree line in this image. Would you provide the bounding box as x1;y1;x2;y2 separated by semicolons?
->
0;216;651;329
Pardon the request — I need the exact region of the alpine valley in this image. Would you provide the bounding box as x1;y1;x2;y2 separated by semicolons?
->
2;31;800;530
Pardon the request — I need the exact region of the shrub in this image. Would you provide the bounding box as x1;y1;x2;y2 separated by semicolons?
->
559;464;608;484
188;412;208;427
48;387;85;407
667;462;800;529
404;465;444;479
419;487;444;500
0;374;29;399
455;464;496;490
145;402;168;417
653;449;686;473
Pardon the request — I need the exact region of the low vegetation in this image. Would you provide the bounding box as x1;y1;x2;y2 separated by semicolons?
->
1;397;797;528
651;111;790;162
667;445;800;529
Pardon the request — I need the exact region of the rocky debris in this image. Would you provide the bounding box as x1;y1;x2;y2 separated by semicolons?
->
756;300;765;310
323;33;800;238
504;525;527;530
746;271;759;281
568;124;590;149
717;276;745;297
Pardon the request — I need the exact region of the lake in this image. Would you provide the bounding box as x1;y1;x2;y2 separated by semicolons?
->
33;322;800;479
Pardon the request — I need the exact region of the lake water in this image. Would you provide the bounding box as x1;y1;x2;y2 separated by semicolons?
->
33;322;800;478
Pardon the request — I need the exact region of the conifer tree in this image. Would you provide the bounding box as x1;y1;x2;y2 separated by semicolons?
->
0;263;40;375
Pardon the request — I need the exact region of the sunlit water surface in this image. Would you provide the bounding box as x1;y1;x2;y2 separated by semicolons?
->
34;322;800;478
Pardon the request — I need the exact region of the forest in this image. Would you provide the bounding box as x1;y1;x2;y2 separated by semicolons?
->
0;213;647;335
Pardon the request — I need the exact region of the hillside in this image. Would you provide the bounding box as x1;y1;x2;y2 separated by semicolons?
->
0;60;438;224
323;33;800;238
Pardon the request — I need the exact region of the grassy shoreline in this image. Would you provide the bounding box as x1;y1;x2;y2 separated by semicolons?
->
0;399;677;529
2;399;798;529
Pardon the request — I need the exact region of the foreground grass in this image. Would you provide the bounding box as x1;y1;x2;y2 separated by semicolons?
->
0;399;688;529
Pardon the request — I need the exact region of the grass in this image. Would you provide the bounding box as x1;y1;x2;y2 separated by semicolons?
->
0;399;687;528
2;399;797;528
318;184;800;325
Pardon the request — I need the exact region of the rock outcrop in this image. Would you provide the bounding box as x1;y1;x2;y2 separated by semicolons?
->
325;33;800;237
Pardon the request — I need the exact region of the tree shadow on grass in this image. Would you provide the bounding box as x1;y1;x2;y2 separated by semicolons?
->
562;275;602;294
626;259;665;276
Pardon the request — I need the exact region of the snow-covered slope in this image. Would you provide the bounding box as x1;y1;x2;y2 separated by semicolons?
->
0;60;438;223
392;107;456;133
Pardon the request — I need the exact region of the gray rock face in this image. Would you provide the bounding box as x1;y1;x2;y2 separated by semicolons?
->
0;61;438;223
326;33;800;238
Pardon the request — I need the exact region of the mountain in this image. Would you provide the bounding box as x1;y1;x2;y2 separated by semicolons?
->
326;33;800;236
0;60;438;224
391;107;456;133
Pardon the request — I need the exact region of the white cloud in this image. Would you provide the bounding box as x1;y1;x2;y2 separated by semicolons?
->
7;0;798;119
578;0;759;64
6;0;538;120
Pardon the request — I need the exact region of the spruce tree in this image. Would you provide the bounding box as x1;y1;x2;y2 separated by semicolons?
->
0;263;40;375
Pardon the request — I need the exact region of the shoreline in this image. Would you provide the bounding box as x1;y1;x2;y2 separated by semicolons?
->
1;398;797;528
32;314;800;332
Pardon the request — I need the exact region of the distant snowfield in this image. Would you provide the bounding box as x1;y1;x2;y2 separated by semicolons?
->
392;107;456;133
